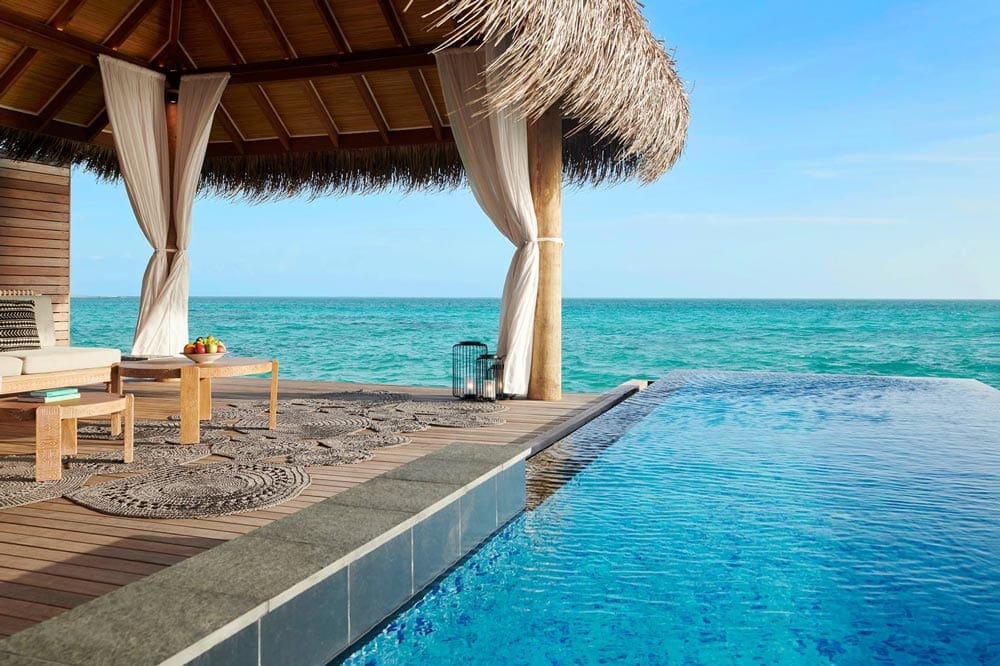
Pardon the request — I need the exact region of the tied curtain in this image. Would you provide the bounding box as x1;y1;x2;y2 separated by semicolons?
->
98;56;228;355
436;47;540;397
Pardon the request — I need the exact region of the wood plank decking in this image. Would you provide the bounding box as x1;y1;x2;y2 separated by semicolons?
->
0;378;601;638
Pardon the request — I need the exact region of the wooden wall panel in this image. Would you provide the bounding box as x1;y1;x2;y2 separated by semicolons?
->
0;159;70;345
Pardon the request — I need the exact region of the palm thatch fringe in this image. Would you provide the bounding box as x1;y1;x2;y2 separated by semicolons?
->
0;126;119;178
2;125;630;201
429;0;690;183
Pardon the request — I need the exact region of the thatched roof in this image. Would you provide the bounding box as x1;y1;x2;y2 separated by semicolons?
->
0;0;687;200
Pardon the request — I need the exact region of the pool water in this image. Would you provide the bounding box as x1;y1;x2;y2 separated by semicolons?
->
340;372;1000;664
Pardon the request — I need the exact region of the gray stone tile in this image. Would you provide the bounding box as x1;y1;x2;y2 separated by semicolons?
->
190;622;259;666
412;502;461;591
155;533;333;605
0;580;259;666
432;442;529;466
497;459;527;525
460;478;498;552
260;568;348;666
328;477;460;515
348;530;413;643
252;502;411;561
383;456;498;487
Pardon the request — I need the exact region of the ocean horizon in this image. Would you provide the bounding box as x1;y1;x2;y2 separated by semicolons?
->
71;297;1000;393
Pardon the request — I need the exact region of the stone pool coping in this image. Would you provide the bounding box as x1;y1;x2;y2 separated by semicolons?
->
0;442;530;666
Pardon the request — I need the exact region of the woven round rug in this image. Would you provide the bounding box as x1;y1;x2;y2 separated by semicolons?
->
77;422;229;446
232;415;371;437
308;391;412;408
367;417;429;434
287;447;373;466
417;414;507;429
66;444;212;475
319;433;410;449
66;462;310;518
211;435;316;462
394;400;508;415
0;464;91;509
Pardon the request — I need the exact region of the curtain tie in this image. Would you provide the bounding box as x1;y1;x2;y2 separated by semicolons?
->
524;237;564;247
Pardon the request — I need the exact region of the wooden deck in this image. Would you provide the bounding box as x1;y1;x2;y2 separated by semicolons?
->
0;378;601;639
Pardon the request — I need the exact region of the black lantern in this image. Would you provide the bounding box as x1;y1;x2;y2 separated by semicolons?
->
475;354;505;401
453;341;487;399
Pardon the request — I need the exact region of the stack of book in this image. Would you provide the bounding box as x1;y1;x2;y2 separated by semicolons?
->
20;387;81;403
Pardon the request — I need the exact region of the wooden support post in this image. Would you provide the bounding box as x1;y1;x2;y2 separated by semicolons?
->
527;106;563;401
164;100;179;268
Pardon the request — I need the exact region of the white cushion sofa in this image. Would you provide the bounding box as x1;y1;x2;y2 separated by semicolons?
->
0;294;120;395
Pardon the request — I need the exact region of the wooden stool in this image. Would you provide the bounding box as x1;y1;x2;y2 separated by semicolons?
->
0;393;134;482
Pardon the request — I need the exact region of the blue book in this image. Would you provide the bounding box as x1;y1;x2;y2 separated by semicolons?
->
28;387;80;398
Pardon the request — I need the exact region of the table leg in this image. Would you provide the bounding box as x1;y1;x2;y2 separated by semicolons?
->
123;394;134;463
109;363;123;436
179;365;201;445
269;359;279;430
199;377;212;420
35;406;62;482
61;417;78;455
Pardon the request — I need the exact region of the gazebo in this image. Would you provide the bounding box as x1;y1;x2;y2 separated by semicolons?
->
0;0;688;401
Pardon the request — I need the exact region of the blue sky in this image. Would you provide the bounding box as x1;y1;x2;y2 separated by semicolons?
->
70;0;1000;298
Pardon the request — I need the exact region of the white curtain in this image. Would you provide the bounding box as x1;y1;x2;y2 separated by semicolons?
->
436;47;540;396
99;56;228;355
98;55;170;354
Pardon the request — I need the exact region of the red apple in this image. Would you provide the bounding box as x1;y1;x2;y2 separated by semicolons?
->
195;343;206;354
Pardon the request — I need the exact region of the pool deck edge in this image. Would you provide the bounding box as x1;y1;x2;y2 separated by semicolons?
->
0;384;645;666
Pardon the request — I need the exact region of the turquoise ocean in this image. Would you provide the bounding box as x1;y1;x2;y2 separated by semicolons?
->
71;298;999;393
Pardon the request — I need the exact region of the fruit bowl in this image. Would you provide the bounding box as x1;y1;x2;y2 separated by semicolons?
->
184;352;226;365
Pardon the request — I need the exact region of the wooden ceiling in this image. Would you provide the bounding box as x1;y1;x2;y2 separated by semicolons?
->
0;0;458;157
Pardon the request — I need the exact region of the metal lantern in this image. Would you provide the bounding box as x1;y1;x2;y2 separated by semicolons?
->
453;341;487;399
475;354;505;401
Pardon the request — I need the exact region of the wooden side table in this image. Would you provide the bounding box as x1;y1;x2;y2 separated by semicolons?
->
0;393;134;482
114;357;278;445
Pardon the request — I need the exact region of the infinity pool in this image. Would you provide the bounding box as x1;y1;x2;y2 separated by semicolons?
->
341;372;1000;664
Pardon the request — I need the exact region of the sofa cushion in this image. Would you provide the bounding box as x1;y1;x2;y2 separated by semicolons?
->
0;299;41;352
0;355;23;377
3;347;121;375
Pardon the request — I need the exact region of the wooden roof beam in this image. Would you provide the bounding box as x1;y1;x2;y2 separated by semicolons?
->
50;0;88;31
36;66;94;129
248;85;290;150
252;0;295;60
174;47;245;154
35;0;159;131
84;109;108;141
373;0;442;139
0;47;36;97
302;81;339;148
213;104;245;154
310;0;389;144
203;126;453;157
0;106;87;140
195;0;290;150
0;0;88;97
255;0;339;149
105;0;161;50
167;0;181;63
0;6;149;68
311;0;349;52
188;47;436;84
352;74;389;143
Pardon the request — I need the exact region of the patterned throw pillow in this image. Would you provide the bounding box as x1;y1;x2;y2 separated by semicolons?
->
0;299;41;352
